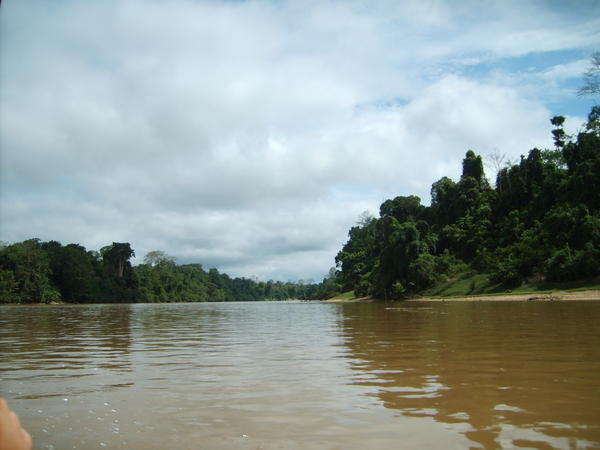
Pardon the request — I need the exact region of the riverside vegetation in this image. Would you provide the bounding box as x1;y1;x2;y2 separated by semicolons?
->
331;55;600;300
334;106;600;300
2;56;600;304
1;107;597;304
0;242;337;303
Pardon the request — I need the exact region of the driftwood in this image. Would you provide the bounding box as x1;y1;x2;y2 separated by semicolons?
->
527;294;559;301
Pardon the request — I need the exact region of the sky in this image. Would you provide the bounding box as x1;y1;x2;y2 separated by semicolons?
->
1;0;599;282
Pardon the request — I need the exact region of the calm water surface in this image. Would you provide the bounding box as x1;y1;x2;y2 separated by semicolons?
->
1;301;599;449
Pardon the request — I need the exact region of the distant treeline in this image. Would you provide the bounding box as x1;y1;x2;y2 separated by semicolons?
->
2;108;598;304
0;242;335;303
333;106;600;299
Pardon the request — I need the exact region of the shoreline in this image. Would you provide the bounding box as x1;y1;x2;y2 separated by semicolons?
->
3;290;599;305
323;290;600;303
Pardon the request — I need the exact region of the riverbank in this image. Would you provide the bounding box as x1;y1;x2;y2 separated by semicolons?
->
323;290;600;302
415;290;600;302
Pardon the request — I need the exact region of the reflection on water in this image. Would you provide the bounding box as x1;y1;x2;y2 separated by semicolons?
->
340;301;600;449
1;304;133;397
1;301;599;449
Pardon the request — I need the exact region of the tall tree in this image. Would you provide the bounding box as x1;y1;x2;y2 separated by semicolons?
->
462;150;486;186
577;51;600;97
102;243;135;278
143;250;176;267
99;243;139;302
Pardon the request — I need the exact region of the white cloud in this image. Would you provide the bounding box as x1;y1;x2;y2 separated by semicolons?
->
540;59;591;85
1;0;597;280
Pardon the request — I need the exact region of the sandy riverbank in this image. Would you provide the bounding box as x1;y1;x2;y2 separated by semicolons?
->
324;290;600;303
415;290;600;302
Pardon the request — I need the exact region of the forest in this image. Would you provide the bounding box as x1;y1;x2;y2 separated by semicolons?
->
1;107;598;304
0;241;336;304
334;106;600;299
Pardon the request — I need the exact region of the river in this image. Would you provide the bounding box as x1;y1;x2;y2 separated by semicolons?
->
1;301;599;449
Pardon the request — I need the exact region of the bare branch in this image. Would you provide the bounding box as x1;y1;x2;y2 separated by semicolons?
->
577;52;600;97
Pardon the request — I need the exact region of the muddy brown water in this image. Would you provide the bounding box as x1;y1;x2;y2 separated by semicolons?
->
1;301;599;449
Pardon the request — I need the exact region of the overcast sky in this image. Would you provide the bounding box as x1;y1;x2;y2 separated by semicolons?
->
1;0;599;281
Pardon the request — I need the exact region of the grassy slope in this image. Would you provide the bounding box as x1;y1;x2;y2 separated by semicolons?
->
328;290;358;300
421;271;600;298
326;274;600;301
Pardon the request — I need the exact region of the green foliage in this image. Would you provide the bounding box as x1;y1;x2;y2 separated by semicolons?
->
546;244;600;282
334;106;600;298
335;218;379;291
0;239;61;303
328;290;357;300
0;269;20;303
462;149;487;188
42;241;102;303
423;271;497;297
371;217;427;298
562;119;600;209
3;106;598;303
0;241;329;303
98;243;140;302
313;267;342;300
407;254;440;292
550;116;567;148
102;243;136;278
430;176;460;226
134;258;332;302
379;195;424;222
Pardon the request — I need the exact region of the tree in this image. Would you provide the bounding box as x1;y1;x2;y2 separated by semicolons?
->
485;148;514;183
462;150;485;184
550;116;568;148
43;241;101;302
430;176;459;227
0;269;19;303
562;110;600;209
356;210;375;228
335;217;378;292
143;250;176;267
99;243;140;302
314;267;341;299
577;52;600;97
102;243;135;278
379;195;424;222
586;105;600;133
0;239;60;303
332;105;600;295
371;217;426;298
